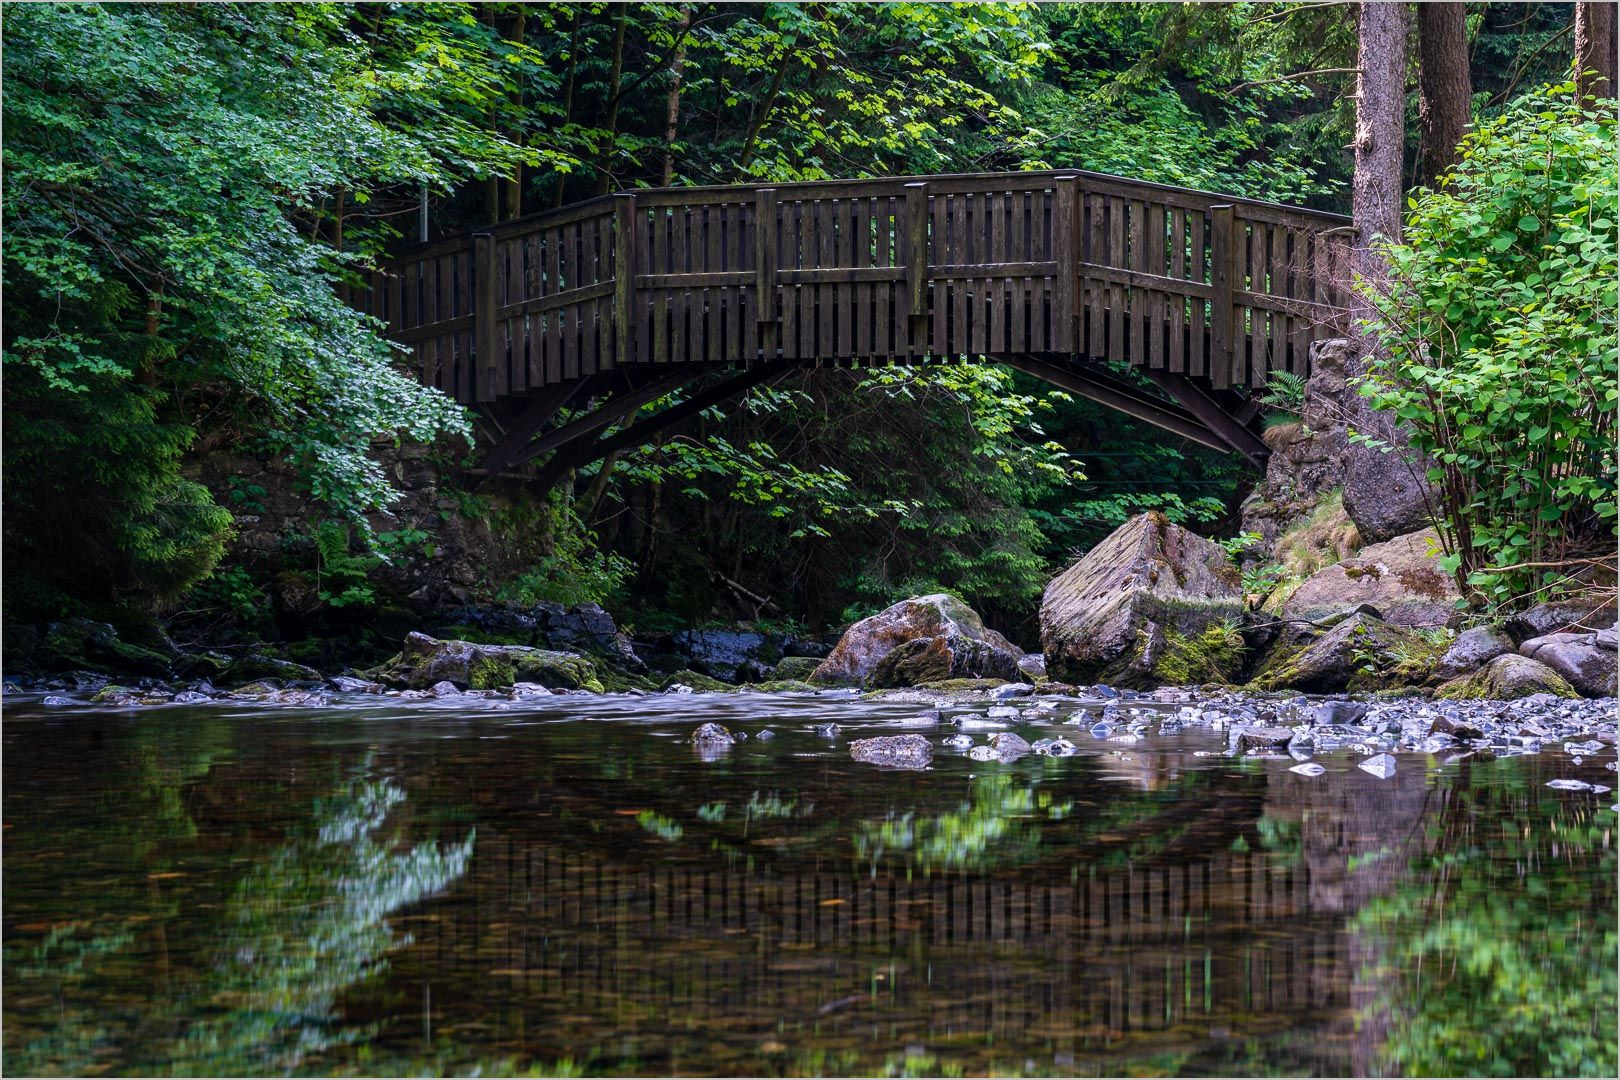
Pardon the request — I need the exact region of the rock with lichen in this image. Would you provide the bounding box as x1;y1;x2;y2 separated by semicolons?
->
1435;653;1579;701
1276;528;1459;628
811;594;1023;689
366;631;602;692
1039;512;1244;688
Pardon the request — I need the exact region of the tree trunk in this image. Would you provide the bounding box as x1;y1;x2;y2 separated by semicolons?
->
504;8;527;220
1352;0;1408;285
595;10;629;196
1417;3;1471;187
660;6;694;187
553;7;583;208
1576;1;1617;101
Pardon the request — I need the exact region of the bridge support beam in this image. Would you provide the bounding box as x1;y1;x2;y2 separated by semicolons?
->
535;359;801;489
1141;369;1270;469
1000;354;1237;458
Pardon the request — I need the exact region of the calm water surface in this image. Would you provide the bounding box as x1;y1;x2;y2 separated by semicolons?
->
3;692;1615;1077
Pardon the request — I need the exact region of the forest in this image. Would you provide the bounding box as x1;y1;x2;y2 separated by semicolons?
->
1;1;1613;655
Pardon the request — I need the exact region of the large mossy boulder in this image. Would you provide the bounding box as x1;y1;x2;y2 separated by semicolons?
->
1275;528;1460;628
36;617;175;676
1435;653;1578;701
811;594;1022;688
1249;611;1440;694
1039;512;1243;688
368;632;602;692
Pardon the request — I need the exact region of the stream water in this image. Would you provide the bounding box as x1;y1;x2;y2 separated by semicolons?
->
3;690;1615;1077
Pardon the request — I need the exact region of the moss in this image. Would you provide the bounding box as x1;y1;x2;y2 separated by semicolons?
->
746;679;819;693
439;623;532;647
913;678;1010;693
772;656;822;681
510;651;604;693
1153;621;1245;685
468;654;517;690
661;669;732;693
595;669;664;694
90;684;134;703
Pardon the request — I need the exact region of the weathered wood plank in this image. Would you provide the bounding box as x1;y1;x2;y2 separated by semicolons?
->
1106;196;1125;362
613;194;637;370
1190;209;1207;378
1209;205;1235;390
755;189;777;361
1169;208;1186;373
1145;200;1166;369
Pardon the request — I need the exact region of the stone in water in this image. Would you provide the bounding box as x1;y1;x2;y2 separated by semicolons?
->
1357;753;1397;779
1289;763;1326;777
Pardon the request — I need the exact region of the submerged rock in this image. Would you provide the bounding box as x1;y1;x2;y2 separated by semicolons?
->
849;734;933;770
1357;753;1397;779
1276;528;1459;628
367;632;603;692
1039;512;1243;688
988;731;1032;761
689;723;735;745
812;594;1023;688
1435;654;1579;701
1234;726;1294;752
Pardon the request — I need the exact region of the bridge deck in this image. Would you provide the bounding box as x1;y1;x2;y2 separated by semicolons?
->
364;169;1353;409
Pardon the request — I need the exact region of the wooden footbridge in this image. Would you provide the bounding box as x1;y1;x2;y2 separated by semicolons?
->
361;170;1354;478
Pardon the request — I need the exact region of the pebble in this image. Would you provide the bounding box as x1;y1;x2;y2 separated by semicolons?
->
943;733;974;750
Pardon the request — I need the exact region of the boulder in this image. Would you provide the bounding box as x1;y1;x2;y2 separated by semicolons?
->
771;655;823;682
1518;633;1618;698
1017;654;1047;681
1039;513;1243;687
848;734;933;770
218;654;322;688
690;723;735;745
1435;625;1516;680
1507;598;1619;639
1277;528;1459;628
1249;612;1435;694
811;594;1023;688
367;632;602;692
1435;653;1578;701
37;618;174;676
672;629;778;683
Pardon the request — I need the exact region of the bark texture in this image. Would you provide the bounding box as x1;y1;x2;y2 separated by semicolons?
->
1352;0;1408;279
1417;2;1471;186
1576;1;1618;101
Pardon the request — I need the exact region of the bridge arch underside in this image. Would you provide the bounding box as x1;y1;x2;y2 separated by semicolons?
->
363;169;1352;484
468;352;1271;489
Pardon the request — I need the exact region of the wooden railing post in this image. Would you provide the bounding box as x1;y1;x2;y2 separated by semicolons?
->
1209;204;1235;389
613;193;638;365
1052;176;1078;353
473;232;497;402
904;181;929;350
755;188;778;360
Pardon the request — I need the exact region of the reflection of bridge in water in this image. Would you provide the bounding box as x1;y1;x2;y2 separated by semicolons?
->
360;762;1439;1075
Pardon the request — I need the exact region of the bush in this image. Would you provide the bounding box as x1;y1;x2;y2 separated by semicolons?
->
1356;83;1617;612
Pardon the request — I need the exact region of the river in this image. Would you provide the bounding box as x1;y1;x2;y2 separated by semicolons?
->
3;690;1615;1076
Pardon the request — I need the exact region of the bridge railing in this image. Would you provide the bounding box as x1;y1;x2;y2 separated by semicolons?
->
363;171;1352;404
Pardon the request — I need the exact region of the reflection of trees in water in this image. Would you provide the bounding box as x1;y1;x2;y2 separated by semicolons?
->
854;773;1071;871
5;759;473;1077
1354;758;1618;1077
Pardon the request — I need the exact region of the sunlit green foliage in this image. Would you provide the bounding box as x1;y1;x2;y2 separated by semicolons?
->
1356;84;1619;611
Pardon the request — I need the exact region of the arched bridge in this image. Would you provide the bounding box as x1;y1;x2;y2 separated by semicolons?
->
361;171;1353;480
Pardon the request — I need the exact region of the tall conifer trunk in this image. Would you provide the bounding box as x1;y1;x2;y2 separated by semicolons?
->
1418;3;1471;187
